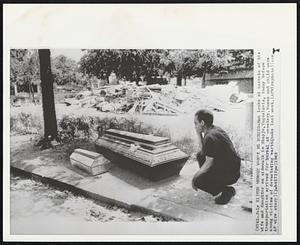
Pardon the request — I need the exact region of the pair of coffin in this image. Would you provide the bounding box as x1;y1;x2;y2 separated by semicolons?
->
95;129;189;181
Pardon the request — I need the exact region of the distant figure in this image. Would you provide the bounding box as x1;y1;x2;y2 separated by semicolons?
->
192;109;241;204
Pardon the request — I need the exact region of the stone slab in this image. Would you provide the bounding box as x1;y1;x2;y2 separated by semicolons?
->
77;173;152;208
134;195;233;222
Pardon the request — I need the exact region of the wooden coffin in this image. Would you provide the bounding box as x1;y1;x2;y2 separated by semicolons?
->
70;149;112;175
95;129;189;181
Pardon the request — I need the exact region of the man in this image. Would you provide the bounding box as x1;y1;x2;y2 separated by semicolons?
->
192;109;241;204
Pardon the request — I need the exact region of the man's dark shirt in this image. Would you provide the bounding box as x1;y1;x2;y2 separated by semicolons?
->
200;125;241;174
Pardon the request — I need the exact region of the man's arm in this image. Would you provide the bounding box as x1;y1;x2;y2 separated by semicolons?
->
196;132;204;150
192;156;214;190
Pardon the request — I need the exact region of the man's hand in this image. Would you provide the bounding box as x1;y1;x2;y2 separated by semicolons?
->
196;131;203;149
192;177;198;191
192;170;202;191
192;157;214;191
199;156;214;174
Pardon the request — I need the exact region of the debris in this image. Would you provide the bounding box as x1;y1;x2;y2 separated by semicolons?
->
63;83;242;115
101;103;115;112
230;92;251;103
241;204;252;212
143;215;159;222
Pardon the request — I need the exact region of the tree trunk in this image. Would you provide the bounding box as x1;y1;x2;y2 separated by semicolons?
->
38;49;57;140
202;68;206;88
29;81;36;105
167;75;171;84
14;84;18;95
176;73;182;86
37;84;41;94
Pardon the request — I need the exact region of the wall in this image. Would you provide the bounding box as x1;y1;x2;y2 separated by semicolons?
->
206;78;253;94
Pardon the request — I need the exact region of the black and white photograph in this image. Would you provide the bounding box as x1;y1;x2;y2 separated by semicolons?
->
9;48;254;233
3;3;296;241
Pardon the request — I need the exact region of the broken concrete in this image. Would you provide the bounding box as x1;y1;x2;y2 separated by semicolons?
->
63;84;252;115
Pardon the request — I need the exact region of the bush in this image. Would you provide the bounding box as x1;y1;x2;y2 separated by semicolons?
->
10;112;252;162
10;112;42;135
222;125;253;161
58;115;96;142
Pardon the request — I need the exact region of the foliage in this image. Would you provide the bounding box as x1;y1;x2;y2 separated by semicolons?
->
57;115;94;142
10;51;88;89
10;49;40;88
79;49;253;84
51;55;85;86
79;50;119;80
193;50;234;75
10;49;253;88
10;112;42;135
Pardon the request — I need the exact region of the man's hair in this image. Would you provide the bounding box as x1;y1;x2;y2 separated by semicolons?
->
195;109;214;126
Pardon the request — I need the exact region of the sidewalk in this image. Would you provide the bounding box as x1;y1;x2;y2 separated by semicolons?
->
10;134;252;223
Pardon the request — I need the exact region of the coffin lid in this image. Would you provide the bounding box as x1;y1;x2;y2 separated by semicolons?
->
71;149;110;168
105;129;170;146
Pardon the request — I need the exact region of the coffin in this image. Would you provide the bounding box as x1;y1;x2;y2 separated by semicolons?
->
95;129;189;181
70;149;112;175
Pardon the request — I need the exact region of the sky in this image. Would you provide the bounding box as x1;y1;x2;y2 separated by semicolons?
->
50;49;85;62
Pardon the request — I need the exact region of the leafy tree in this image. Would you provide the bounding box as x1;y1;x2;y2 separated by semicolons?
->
193;50;234;87
192;49;253;87
79;49;120;80
10;49;40;100
78;49;253;87
79;49;169;84
10;49;28;86
51;55;79;85
228;49;253;70
160;50;198;86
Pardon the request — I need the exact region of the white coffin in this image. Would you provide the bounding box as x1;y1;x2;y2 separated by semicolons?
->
70;148;112;175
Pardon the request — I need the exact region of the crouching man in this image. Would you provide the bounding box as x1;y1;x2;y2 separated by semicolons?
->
192;109;241;204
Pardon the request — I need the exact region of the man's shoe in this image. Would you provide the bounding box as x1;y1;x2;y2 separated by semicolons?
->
214;186;236;205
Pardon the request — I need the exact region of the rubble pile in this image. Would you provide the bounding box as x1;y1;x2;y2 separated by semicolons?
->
64;83;253;115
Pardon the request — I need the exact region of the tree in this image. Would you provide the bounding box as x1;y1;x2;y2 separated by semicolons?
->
79;49;120;81
79;49;167;84
78;49;253;87
193;49;253;87
163;50;197;86
38;49;58;144
193;50;233;87
51;55;78;85
10;49;40;101
228;49;253;70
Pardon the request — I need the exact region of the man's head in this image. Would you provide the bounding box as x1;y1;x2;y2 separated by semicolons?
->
194;109;214;133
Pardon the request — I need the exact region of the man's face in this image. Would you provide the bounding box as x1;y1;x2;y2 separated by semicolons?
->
194;116;203;134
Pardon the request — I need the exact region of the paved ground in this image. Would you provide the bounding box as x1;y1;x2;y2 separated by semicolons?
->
10;134;252;231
